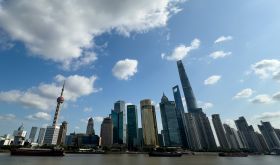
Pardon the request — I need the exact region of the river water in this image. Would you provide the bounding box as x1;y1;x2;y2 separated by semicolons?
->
1;153;280;165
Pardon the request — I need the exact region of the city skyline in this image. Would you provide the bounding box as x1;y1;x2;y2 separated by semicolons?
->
1;0;280;138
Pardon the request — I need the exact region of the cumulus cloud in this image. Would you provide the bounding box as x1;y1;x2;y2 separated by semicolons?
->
214;36;233;44
0;0;185;69
112;59;138;80
26;112;51;121
250;59;280;80
250;94;272;104
198;101;213;110
204;75;221;85
254;111;280;120
272;92;280;101
0;74;99;111
233;88;254;99
161;38;200;61
0;113;16;120
209;51;231;59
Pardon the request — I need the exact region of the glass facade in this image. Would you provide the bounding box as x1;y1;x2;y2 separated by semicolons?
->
177;60;197;112
127;105;138;150
140;99;158;146
173;85;189;148
111;100;126;144
160;94;182;147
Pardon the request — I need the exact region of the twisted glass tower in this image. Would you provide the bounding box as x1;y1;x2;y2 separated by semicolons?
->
177;60;197;112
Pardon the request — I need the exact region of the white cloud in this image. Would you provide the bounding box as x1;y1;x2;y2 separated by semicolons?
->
0;0;185;69
250;94;272;104
272;92;280;101
83;107;93;113
254;111;280;120
112;59;138;80
26;112;51;121
209;51;231;59
93;116;104;123
214;36;233;44
224;119;236;128
198;101;213;110
233;88;254;99
250;59;280;80
80;116;104;123
0;113;16;120
161;38;200;61
0;74;99;111
204;75;221;85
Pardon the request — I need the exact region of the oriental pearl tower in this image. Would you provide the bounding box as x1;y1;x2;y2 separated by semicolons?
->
52;81;65;126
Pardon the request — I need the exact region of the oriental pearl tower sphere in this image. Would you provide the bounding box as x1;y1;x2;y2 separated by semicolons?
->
52;81;65;126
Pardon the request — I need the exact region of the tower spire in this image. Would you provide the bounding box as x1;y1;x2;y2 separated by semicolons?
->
52;81;65;126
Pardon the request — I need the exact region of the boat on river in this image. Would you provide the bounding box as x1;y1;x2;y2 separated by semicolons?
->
10;148;64;156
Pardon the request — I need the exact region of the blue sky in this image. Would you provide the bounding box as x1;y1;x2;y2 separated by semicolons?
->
1;0;280;136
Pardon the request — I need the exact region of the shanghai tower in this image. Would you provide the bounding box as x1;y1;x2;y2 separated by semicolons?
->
177;60;198;112
177;60;217;150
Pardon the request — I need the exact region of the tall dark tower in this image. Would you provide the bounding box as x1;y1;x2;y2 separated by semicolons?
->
176;60;217;150
52;81;65;126
177;60;197;112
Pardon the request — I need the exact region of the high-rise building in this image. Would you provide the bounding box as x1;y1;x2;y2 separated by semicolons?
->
100;117;113;147
57;121;67;145
223;124;243;149
185;113;202;150
137;128;144;149
212;114;230;149
172;85;189;148
258;121;280;150
86;117;95;135
177;60;197;113
37;128;46;145
140;99;158;147
111;100;126;144
43;82;65;145
43;126;60;145
235;116;263;152
13;124;27;146
159;94;182;147
28;127;38;143
275;129;280;141
256;132;270;152
176;60;216;150
127;105;138;150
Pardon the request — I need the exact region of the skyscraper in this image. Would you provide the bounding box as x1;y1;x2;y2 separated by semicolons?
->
100;117;113;147
177;60;197;113
212;114;230;149
185;113;202;150
235;116;263;152
159;94;182;147
172;85;189;148
37;128;46;145
111;100;126;144
13;124;27;146
28;127;38;143
43;82;65;145
57;121;67;145
127;105;138;150
86;117;95;135
140;99;158;147
223;124;244;149
258;121;280;150
176;60;216;150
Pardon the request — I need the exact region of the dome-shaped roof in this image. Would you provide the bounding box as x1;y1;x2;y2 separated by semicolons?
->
57;96;64;103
